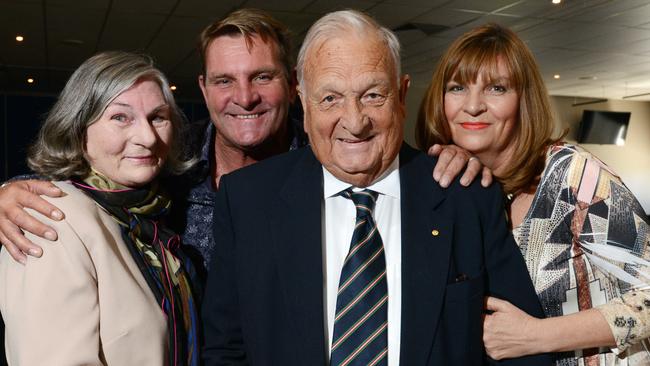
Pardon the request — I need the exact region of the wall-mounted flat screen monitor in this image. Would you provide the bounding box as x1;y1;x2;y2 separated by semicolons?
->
577;110;631;145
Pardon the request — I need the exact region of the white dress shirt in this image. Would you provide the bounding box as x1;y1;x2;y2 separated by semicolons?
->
322;157;402;366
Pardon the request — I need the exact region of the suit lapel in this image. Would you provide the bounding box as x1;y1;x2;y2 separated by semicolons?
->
398;144;453;365
267;145;452;363
269;149;327;363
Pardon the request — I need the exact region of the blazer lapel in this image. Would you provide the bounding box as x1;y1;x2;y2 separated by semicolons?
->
269;149;327;363
398;145;453;365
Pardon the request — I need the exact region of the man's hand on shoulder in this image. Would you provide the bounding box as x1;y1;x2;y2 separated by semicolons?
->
428;144;493;188
0;180;65;264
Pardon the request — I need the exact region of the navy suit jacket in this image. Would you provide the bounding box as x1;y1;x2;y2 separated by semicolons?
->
202;144;553;365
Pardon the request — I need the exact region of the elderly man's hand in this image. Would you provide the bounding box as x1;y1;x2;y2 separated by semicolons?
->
0;180;64;264
427;144;493;188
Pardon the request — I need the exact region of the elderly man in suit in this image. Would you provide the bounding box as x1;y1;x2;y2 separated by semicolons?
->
202;10;552;366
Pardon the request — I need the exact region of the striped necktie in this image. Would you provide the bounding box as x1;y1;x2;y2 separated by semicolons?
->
330;189;388;366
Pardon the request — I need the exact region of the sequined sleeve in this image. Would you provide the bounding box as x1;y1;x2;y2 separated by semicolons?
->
598;290;650;351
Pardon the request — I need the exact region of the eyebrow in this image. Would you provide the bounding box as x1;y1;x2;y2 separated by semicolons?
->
207;68;281;80
106;102;170;114
109;102;133;109
253;68;280;75
314;79;390;95
449;75;511;84
149;104;170;115
151;103;169;111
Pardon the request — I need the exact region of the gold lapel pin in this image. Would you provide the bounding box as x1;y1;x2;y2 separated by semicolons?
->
431;229;439;236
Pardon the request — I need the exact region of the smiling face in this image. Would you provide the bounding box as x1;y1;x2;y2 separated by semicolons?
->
198;34;293;152
443;60;519;168
299;32;409;187
85;80;173;187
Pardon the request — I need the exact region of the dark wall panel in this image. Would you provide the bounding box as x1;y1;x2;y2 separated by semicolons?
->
0;95;207;182
1;95;6;181
178;100;209;124
3;95;55;181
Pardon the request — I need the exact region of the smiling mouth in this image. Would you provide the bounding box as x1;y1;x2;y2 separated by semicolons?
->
127;156;156;163
230;112;264;119
460;122;490;130
338;136;373;144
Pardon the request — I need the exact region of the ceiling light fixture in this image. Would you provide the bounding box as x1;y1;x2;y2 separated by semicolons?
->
170;85;177;91
622;92;650;99
62;39;84;46
16;35;24;42
571;98;607;107
27;78;34;84
554;74;560;79
552;0;561;4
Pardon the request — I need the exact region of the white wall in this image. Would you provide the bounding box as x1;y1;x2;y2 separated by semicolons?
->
550;97;650;213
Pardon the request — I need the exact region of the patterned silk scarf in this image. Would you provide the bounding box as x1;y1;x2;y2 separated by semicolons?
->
72;169;200;366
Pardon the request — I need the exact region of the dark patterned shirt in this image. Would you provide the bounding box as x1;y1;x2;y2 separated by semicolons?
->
165;116;307;280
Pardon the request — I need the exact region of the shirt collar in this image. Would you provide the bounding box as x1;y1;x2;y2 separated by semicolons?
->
200;121;216;165
323;156;400;200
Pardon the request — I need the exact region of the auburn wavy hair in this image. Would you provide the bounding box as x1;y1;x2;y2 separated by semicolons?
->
415;23;562;195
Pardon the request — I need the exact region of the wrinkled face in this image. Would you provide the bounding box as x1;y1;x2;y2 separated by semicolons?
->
85;80;173;187
443;60;519;165
199;34;293;152
299;32;409;187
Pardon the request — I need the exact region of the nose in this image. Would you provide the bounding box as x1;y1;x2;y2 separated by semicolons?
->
463;90;487;116
132;118;158;148
340;99;370;135
232;80;261;110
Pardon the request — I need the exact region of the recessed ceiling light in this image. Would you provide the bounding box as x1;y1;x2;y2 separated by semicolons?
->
16;35;24;42
170;85;177;91
27;78;34;84
552;0;561;4
554;74;560;79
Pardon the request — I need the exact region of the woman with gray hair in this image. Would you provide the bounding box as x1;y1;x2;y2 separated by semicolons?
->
0;51;200;365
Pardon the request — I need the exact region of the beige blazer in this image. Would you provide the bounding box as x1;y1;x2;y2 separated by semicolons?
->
0;181;167;365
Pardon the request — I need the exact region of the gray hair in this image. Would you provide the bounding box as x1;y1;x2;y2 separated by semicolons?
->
28;51;195;180
296;9;402;91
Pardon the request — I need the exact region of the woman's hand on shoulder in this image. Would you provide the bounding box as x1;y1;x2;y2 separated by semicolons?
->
427;144;493;188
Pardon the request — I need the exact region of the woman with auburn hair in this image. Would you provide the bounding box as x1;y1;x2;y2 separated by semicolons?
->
416;23;650;365
0;51;200;365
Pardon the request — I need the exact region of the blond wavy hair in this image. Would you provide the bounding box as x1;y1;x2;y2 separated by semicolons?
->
198;8;293;80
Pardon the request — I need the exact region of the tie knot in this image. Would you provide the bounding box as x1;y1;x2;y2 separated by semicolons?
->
343;189;378;218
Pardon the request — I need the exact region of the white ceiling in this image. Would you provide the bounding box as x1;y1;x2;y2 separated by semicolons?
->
2;0;650;101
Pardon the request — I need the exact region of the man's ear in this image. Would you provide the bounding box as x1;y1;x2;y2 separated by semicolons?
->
399;74;411;105
198;74;208;104
296;83;310;133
